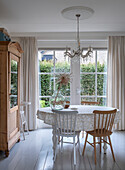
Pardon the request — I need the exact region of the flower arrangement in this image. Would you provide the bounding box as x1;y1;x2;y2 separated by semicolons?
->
57;73;70;87
54;73;70;105
50;73;71;110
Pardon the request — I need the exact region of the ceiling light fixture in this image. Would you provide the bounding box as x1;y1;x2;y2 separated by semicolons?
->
61;6;94;61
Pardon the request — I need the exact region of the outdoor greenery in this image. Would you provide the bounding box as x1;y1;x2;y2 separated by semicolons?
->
11;59;107;108
81;62;107;96
39;60;107;107
10;60;18;108
39;60;70;99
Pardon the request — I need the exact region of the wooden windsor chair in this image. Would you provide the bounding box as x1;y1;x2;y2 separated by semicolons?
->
82;109;117;164
53;109;81;165
81;101;100;138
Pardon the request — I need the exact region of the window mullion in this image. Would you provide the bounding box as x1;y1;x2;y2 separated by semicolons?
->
53;51;56;91
95;51;97;101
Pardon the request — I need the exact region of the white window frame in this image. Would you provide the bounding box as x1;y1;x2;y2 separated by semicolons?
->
38;49;71;106
38;48;107;106
80;49;107;105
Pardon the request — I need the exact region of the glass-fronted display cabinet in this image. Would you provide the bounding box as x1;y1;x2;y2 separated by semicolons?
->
0;41;23;157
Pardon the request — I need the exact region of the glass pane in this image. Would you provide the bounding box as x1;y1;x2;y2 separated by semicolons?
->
38;50;54;73
55;51;70;73
97;74;107;96
81;74;95;95
97;50;107;72
80;51;96;72
10;60;18;108
55;82;70;96
98;97;107;106
10;96;17;108
39;74;54;96
39;97;50;108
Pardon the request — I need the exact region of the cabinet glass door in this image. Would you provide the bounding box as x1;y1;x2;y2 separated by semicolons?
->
10;60;18;108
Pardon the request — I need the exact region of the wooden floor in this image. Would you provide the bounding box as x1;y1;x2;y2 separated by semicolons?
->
0;129;125;170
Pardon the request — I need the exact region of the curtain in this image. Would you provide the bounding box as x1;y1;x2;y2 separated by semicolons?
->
19;37;38;130
107;36;125;130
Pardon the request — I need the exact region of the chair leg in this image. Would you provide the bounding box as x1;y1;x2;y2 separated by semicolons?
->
61;136;63;153
82;133;88;155
20;115;25;140
73;136;76;165
100;137;102;153
108;136;115;161
77;133;81;155
25;121;29;135
58;136;60;144
21;123;25;140
54;137;58;162
81;131;84;138
93;137;96;164
58;134;61;144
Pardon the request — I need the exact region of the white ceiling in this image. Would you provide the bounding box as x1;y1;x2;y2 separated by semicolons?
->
0;0;125;36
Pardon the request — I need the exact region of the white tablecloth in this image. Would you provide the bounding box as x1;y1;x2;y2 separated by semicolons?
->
37;105;121;131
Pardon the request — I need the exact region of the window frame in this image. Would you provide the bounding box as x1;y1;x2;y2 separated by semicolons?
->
80;48;107;105
38;49;71;107
38;48;108;107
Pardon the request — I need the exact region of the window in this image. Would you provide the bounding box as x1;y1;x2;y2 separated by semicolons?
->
80;49;107;106
38;48;107;107
38;50;70;108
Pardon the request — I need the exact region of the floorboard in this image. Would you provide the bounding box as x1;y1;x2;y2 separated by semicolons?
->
0;129;125;170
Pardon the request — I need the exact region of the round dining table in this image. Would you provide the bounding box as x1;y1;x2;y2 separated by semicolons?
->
37;105;121;157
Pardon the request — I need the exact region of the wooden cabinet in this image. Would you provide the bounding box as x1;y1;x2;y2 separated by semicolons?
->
0;41;23;156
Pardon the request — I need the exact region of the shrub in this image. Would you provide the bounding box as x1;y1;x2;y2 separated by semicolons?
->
40;100;45;108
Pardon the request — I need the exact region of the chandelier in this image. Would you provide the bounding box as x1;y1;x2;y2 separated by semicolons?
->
61;6;94;60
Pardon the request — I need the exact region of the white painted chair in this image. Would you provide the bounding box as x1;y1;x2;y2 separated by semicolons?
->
20;111;29;140
53;109;81;165
20;101;31;140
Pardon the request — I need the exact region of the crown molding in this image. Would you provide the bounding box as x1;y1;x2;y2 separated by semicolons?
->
10;32;125;41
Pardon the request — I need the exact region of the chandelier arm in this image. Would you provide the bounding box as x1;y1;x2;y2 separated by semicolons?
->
81;51;89;58
81;54;87;59
65;51;75;58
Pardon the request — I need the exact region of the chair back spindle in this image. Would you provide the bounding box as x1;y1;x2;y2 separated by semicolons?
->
54;110;78;136
93;109;117;135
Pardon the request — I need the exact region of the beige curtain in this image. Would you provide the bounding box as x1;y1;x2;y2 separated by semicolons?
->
107;36;125;130
19;37;38;130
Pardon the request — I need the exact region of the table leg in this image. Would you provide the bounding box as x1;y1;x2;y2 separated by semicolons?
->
52;125;57;161
103;136;107;154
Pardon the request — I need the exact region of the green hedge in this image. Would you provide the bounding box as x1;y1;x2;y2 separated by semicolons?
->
39;60;107;107
11;60;107;107
39;60;70;97
10;60;18;108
